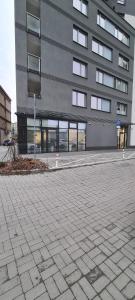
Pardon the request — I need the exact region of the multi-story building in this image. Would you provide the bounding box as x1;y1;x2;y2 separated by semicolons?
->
0;86;11;145
105;0;135;17
105;0;135;146
15;0;135;153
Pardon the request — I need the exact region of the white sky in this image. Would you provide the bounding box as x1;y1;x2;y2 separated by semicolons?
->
0;0;16;122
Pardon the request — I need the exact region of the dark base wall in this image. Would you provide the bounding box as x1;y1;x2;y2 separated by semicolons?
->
17;114;27;154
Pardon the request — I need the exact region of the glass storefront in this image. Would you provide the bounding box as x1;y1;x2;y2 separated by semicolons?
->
59;129;68;152
27;119;86;153
69;129;77;152
27;127;41;153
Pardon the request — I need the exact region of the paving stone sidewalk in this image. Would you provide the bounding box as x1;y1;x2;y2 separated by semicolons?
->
0;160;135;299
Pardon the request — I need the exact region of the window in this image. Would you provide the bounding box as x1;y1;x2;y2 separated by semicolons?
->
91;96;111;112
72;90;86;107
28;54;41;73
119;55;129;70
117;102;127;115
116;78;128;93
97;12;129;46
96;70;114;88
117;0;125;4
27;13;40;36
59;121;68;128
92;39;112;61
42;120;58;127
73;59;87;77
73;0;88;16
73;26;88;47
96;70;128;93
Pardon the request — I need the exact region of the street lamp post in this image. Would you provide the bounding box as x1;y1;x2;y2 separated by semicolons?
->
33;93;36;159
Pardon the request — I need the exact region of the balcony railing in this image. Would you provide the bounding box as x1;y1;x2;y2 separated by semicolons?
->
27;12;40;36
28;53;41;73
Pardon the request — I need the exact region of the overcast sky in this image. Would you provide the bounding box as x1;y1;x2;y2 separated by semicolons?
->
0;0;16;122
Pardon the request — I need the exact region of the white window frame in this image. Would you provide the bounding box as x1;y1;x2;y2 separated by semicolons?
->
96;70;128;93
73;59;87;78
73;26;88;47
72;90;86;107
91;96;111;113
92;39;112;61
117;102;127;115
117;0;125;4
97;12;129;46
118;54;129;70
73;0;88;16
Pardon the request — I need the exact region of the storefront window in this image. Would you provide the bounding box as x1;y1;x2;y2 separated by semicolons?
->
70;123;77;129
27;118;41;126
59;129;68;152
42;119;58;128
78;130;85;150
69;129;77;151
27;127;41;153
59;121;68;128
48;129;57;152
26;120;86;153
78;123;86;130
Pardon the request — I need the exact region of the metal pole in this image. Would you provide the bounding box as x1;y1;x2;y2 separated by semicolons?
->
34;93;36;159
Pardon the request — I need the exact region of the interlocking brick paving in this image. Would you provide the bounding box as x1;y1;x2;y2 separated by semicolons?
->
0;160;135;299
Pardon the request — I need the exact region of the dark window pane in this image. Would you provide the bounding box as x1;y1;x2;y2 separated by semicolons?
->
59;129;68;152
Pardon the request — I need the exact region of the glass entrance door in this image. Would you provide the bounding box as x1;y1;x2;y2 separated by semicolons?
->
69;129;77;151
48;129;57;152
118;127;127;149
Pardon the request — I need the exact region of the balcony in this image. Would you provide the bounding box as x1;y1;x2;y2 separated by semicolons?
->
27;13;40;36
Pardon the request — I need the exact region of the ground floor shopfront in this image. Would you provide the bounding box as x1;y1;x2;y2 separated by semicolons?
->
27;118;86;153
17;114;130;154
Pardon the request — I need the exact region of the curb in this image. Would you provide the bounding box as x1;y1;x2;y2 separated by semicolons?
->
49;156;135;172
0;156;135;176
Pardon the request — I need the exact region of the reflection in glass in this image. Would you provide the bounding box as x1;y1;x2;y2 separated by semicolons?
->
28;54;40;73
42;120;58;128
27;127;41;153
59;129;68;152
78;130;85;150
59;121;68;128
27;13;40;35
69;129;77;151
78;123;86;130
42;129;47;152
48;129;57;152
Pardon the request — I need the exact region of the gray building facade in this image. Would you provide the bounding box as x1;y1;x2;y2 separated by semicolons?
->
105;0;135;17
15;0;135;153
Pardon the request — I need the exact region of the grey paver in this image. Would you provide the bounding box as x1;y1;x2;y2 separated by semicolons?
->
79;277;96;299
53;272;68;293
113;273;130;290
71;282;88;300
0;157;135;300
122;281;135;299
45;277;60;299
107;283;127;300
92;276;110;293
25;283;46;300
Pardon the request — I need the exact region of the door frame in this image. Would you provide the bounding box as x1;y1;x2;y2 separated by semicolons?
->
41;127;59;153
